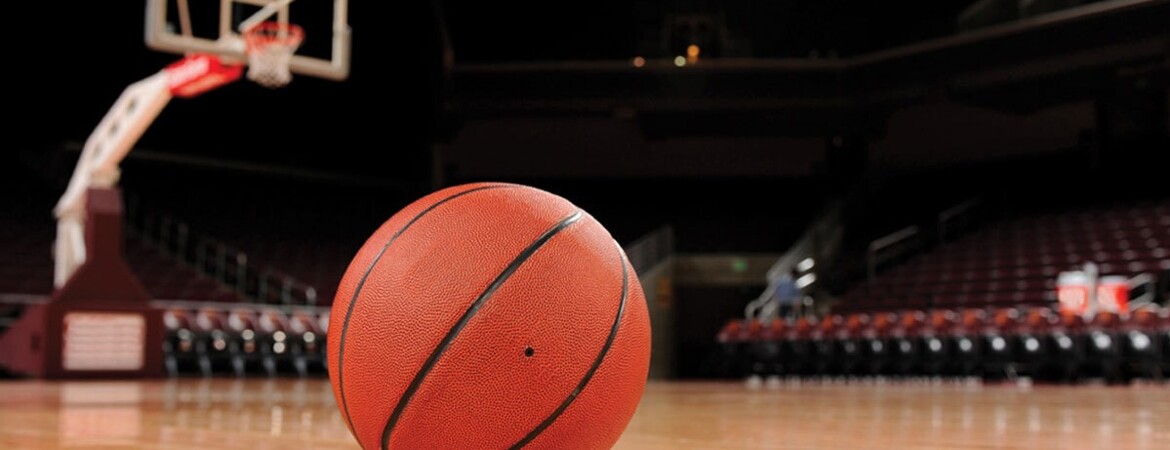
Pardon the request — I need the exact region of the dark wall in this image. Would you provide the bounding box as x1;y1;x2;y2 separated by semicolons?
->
870;100;1096;170
672;285;764;379
439;0;977;60
444;176;828;253
443;119;824;179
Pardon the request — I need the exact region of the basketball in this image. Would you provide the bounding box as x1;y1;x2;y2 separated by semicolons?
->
326;182;652;449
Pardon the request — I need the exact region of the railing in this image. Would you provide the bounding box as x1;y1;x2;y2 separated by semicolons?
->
150;299;330;316
867;225;921;281
256;269;318;306
766;201;844;282
127;195;320;305
747;200;845;320
863;196;984;282
938;197;984;243
0;294;50;305
129;194;673;306
1127;273;1159;311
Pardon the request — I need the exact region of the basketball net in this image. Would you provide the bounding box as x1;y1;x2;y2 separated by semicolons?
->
243;21;304;88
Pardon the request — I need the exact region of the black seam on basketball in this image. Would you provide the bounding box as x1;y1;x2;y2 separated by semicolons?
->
508;240;630;450
335;184;512;437
381;210;584;450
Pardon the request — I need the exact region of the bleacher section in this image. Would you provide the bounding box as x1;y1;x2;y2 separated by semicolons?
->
0;211;54;297
838;198;1170;313
5;151;396;308
126;238;244;302
712;195;1170;383
119;162;406;306
0;163;241;303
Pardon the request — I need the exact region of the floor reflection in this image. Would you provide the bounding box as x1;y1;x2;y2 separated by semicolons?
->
617;379;1170;449
58;382;144;447
0;378;1166;449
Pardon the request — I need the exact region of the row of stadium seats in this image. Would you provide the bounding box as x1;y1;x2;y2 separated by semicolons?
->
162;306;329;377
715;306;1170;383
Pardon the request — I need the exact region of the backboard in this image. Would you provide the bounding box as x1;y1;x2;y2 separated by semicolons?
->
145;0;350;81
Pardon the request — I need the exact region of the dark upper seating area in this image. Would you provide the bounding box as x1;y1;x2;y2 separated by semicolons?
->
0;208;243;303
119;162;406;306
0;208;55;297
1;156;58;297
126;238;244;302
836;197;1170;313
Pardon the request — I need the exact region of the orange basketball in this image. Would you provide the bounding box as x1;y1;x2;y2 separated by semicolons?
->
327;182;651;450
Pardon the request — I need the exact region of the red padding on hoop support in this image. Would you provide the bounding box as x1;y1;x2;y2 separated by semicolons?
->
165;54;244;98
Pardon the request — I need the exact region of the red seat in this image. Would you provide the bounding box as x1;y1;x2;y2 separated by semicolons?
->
716;319;745;345
761;318;787;342
194;307;228;334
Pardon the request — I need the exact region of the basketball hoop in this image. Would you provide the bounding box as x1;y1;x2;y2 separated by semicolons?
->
243;21;304;88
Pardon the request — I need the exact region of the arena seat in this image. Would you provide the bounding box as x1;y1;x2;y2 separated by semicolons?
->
162;307;199;376
288;309;327;376
1160;307;1170;377
1118;308;1163;381
860;311;898;376
226;308;265;376
781;316;818;376
949;308;988;377
258;308;293;376
890;310;927;376
978;308;1021;379
752;318;787;378
715;319;749;379
921;309;959;376
1082;310;1123;382
838;313;870;376
1013;307;1059;379
193;307;232;377
1047;311;1088;382
316;310;330;361
812;314;845;376
742;319;765;377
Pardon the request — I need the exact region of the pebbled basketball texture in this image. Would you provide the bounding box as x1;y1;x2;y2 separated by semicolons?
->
327;182;652;450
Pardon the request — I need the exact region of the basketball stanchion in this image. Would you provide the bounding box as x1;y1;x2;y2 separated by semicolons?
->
165;54;244;98
6;2;339;379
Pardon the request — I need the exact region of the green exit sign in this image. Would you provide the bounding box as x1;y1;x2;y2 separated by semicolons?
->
731;258;748;273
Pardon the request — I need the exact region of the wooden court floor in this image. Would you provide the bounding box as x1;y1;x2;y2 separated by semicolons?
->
1;377;1167;449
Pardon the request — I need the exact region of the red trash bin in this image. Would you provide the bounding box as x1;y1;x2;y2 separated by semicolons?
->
1057;271;1090;316
1096;275;1129;314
